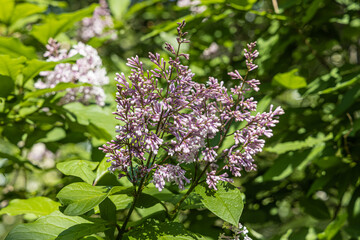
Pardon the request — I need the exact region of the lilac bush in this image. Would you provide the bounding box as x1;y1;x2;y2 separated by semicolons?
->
35;38;109;106
101;20;284;194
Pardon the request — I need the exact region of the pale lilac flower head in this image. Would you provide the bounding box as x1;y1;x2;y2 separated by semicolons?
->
101;21;284;191
36;39;109;106
202;42;220;59
79;0;117;41
152;164;190;191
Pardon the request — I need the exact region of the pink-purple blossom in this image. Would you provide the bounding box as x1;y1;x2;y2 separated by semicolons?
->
35;39;109;106
79;0;117;41
101;21;284;191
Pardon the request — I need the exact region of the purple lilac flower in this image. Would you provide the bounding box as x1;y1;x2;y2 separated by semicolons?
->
79;0;117;41
35;39;109;106
152;164;190;192
101;21;284;191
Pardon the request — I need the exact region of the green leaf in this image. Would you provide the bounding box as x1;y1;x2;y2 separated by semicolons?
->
125;0;161;19
0;197;60;217
318;212;347;240
10;3;46;26
57;182;111;216
0;75;15;97
0;0;15;25
140;14;196;41
135;193;160;208
195;182;244;226
64;102;118;139
24;82;91;99
300;197;331;220
262;144;325;182
265;133;333;154
0;37;37;59
302;0;324;24
22;54;82;83
5;211;106;240
126;219;207;240
273;69;307;89
0;55;26;80
108;194;132;210
31;4;97;45
318;74;360;94
94;157;111;185
228;0;256;11
108;0;130;20
306;172;334;197
38;127;66;143
99;197;116;240
56;160;98;184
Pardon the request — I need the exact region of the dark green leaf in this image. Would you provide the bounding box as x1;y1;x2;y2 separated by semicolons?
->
195;182;244;226
300;197;331;220
135;193;160;209
0;75;14;97
57;182;111;216
99;197;116;240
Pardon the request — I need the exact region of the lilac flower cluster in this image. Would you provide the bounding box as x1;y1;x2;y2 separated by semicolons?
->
101;21;284;191
79;0;117;41
35;38;109;106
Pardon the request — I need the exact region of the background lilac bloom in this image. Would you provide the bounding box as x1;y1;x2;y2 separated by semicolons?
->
101;21;284;191
79;0;117;41
35;39;109;106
